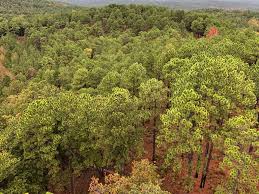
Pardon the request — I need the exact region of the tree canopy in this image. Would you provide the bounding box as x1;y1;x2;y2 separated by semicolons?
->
0;1;258;193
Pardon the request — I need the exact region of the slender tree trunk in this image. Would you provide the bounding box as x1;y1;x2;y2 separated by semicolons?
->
248;144;254;153
72;174;75;194
195;153;201;178
186;152;194;193
70;161;75;194
152;103;157;163
200;141;213;188
98;167;105;178
165;81;171;109
257;98;259;123
152;125;157;162
249;98;258;154
204;141;210;156
188;152;194;178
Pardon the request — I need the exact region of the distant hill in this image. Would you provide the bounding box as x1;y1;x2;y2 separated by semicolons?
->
57;0;259;10
0;0;65;15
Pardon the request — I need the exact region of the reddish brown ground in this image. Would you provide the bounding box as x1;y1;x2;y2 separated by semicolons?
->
143;122;225;194
191;150;225;194
54;121;227;194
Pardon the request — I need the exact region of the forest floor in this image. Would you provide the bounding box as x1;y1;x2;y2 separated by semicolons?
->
55;122;226;194
143;125;225;194
70;105;257;194
51;100;257;194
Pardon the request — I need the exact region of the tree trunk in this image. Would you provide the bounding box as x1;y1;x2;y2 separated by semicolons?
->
256;97;258;125
248;144;254;153
188;152;194;178
71;174;75;194
152;126;156;162
204;141;210;156
98;167;105;178
200;141;213;188
186;152;194;193
195;153;201;178
70;162;75;194
256;98;259;145
249;98;258;154
165;81;171;109
152;102;158;163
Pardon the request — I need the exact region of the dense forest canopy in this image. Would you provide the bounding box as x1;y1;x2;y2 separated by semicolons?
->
0;0;66;16
58;0;259;10
0;0;258;194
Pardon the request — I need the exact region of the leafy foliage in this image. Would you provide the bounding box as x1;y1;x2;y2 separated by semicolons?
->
0;1;258;193
89;160;170;194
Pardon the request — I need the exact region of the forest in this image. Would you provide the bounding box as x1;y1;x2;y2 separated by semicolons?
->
59;0;259;10
0;0;258;193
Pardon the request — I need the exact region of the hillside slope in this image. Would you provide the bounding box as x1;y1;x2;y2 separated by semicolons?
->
0;0;65;15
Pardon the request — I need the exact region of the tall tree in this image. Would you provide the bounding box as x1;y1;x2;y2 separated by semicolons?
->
96;88;144;170
159;55;256;191
215;113;258;194
139;78;168;162
122;63;147;95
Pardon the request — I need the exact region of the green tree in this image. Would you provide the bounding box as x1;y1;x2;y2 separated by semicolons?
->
159;55;256;191
139;78;168;162
0;151;19;184
2;81;58;116
0;17;8;36
122;63;147;95
250;61;259;104
98;71;121;94
155;44;177;79
9;15;29;36
96;88;144;170
89;160;170;194
87;67;107;88
0;92;97;193
72;67;89;90
191;17;207;36
216;113;258;194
